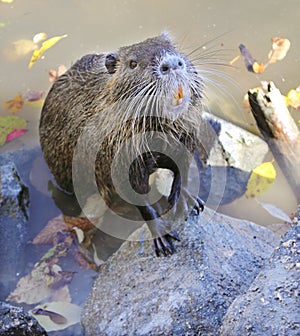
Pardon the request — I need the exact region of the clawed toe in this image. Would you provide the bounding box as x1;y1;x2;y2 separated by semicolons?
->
153;231;180;257
192;197;205;216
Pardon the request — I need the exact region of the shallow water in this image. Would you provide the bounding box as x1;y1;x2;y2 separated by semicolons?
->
0;0;299;334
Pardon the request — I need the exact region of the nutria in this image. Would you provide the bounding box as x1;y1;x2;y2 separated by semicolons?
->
39;33;215;256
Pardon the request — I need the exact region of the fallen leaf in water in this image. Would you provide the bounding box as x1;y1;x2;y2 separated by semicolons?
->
32;32;47;44
32;215;68;245
25;99;45;108
252;62;265;74
28;34;68;68
30;302;81;332
3;39;37;61
31;308;67;325
284;88;300;110
1;0;14;3
6;128;27;142
239;44;258;73
267;38;291;64
6;263;71;304
256;200;292;223
0;115;27;145
63;215;96;231
245;161;276;198
25;89;44;101
3;93;24;114
48;64;68;82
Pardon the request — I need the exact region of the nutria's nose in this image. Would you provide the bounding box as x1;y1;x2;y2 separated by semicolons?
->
159;55;185;75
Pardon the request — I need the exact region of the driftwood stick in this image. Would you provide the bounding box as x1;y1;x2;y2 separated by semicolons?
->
248;82;300;202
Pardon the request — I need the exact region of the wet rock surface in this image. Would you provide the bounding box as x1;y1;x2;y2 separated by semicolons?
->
82;208;280;336
0;301;47;336
0;161;29;297
220;221;300;336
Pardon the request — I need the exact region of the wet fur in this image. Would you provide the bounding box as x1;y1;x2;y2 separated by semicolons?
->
40;33;212;256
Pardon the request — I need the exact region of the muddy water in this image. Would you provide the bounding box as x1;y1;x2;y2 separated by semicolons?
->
0;0;299;330
1;0;299;226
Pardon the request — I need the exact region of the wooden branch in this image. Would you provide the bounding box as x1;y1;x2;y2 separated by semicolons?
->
248;82;300;202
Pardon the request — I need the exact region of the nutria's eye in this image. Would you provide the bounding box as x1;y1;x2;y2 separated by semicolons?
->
129;60;138;69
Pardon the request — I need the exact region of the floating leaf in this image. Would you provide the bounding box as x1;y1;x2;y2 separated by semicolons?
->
252;62;265;74
284;88;300;110
267;38;291;64
28;34;68;68
25;89;44;102
0;115;26;145
25;99;45;108
1;0;14;3
3;39;37;61
30;302;81;332
32;32;47;44
6;128;27;142
3;93;24;114
6;264;71;304
239;44;258;73
257;200;292;223
32;215;69;245
48;64;68;82
245;161;276;198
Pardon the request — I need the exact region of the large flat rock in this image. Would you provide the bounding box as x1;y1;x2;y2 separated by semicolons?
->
82;208;280;335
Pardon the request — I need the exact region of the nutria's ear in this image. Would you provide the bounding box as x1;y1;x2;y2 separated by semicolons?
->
105;52;119;74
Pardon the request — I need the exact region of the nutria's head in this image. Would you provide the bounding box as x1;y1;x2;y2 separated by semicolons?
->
102;33;203;120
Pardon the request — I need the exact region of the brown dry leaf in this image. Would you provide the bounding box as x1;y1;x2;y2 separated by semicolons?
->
268;37;291;64
48;65;68;82
63;215;97;231
3;93;24;114
6;263;71;304
32;215;68;245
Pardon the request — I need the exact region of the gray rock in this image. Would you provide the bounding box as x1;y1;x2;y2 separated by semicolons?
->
82;208;280;336
199;113;268;206
0;301;47;336
203;112;268;172
220;222;300;336
0;161;29;297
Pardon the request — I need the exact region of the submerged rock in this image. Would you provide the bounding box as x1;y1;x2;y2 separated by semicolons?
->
82;208;279;336
220;222;300;336
0;301;47;336
0;161;29;298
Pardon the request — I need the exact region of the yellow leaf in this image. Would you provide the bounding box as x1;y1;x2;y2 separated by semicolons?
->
245;161;276;198
286;89;300;109
3;93;24;114
1;0;14;3
25;99;45;108
28;34;68;69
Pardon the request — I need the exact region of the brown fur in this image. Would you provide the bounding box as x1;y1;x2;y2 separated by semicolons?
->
39;33;212;256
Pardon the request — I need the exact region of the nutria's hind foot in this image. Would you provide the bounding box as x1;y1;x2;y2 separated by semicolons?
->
153;231;181;257
147;219;180;257
191;196;205;216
